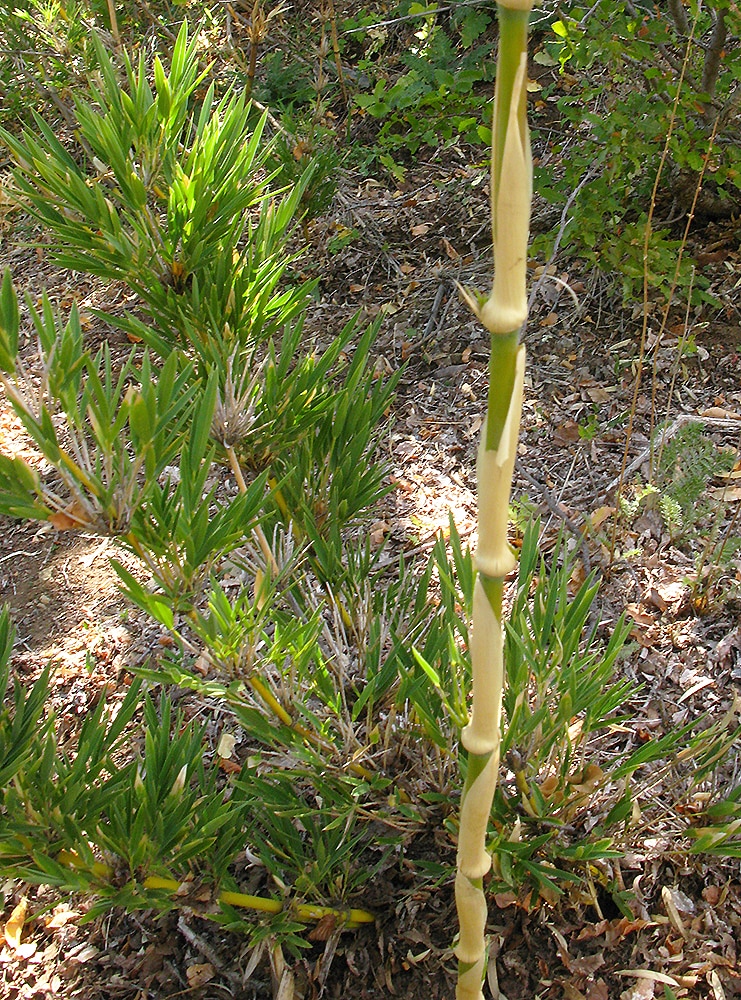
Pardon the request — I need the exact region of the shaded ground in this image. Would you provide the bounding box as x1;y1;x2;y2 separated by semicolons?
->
1;20;741;1000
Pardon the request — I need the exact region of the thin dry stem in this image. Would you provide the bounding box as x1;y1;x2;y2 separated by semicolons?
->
656;269;696;474
106;0;121;46
647;112;721;478
609;10;698;557
324;0;348;104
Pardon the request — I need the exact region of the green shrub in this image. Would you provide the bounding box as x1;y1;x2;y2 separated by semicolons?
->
1;22;311;357
349;2;496;178
534;0;741;303
0;0;91;130
408;520;735;905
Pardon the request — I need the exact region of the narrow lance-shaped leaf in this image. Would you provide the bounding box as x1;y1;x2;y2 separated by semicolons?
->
0;270;19;372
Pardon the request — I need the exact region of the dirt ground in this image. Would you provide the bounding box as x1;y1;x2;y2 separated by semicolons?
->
1;106;741;1000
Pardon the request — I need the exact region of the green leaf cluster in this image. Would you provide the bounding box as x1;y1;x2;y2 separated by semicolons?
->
401;518;740;903
349;2;496;177
0;599;400;933
534;0;741;304
1;22;311;355
0;274;198;531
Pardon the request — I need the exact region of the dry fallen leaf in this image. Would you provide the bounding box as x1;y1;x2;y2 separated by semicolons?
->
308;914;338;942
712;626;741;669
370;519;390;547
68;943;98;963
568;763;604;796
618;975;656;1000
216;732;236;759
174;878;195;897
702;884;722;906
709;969;727;1000
577;917;649;947
563;984;587;1000
4;896;27;950
49;500;90;531
186;962;215;988
701;406;741;420
708;485;741;501
626;602;653;623
646;588;668;613
552;420;581;446
45;905;82;929
714;464;741;481
590;505;615;529
617;969;682;989
586;385;612;403
275;967;295;1000
193;652;210;675
441;236;460;259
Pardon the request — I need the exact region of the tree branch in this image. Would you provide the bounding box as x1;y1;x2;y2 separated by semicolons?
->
701;6;727;98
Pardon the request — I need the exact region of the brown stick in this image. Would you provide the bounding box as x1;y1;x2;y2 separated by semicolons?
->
245;0;263;100
701;6;727;98
667;0;689;35
105;0;121;46
325;0;348;105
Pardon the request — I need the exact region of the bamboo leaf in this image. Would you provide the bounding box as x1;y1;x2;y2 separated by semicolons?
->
0;270;19;371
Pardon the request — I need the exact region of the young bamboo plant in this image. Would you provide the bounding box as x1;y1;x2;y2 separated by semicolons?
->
455;2;533;998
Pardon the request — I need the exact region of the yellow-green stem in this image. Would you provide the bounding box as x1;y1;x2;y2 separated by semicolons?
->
462;747;495;802
455;3;532;994
56;851;375;928
226;444;278;576
216;451;372;765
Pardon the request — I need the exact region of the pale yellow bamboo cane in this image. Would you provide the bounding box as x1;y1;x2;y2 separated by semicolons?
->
454;2;533;996
455;352;525;1000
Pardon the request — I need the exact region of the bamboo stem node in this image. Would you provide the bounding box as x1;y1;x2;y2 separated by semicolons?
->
462;581;503;757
